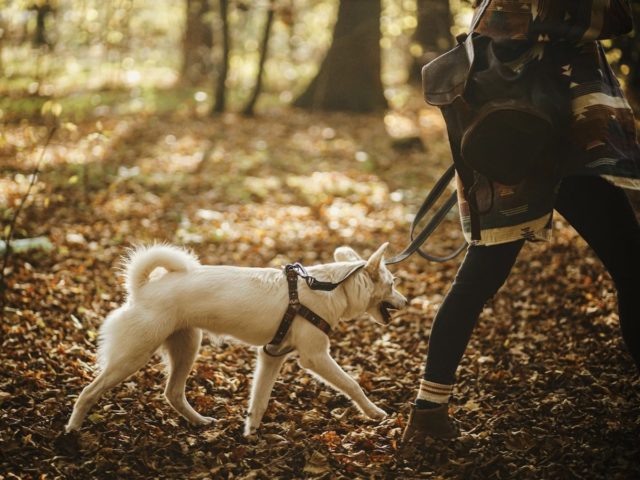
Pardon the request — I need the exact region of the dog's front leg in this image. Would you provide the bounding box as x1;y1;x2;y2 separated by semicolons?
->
298;351;386;420
244;348;288;437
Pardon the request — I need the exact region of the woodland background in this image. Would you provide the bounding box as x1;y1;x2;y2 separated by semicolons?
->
1;0;640;478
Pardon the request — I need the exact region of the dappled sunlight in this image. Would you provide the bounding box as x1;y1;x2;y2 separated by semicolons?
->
0;174;45;209
417;107;447;135
100;191;163;218
243;175;282;198
286;171;390;206
384;111;421;139
323;197;406;237
0;1;183;99
289;125;361;159
0;118;143;171
177;204;320;247
174;168;411;264
138;133;208;174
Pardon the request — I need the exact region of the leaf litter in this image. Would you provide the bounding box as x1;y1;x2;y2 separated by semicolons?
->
1;104;639;479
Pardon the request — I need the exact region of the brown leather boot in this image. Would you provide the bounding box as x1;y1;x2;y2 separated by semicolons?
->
401;404;460;445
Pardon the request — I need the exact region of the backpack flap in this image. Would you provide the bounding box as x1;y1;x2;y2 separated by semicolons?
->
421;34;475;107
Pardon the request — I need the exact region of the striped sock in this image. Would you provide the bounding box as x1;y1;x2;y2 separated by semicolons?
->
416;379;453;406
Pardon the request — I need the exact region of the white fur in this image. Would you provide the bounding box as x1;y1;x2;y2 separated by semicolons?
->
66;243;407;436
123;244;200;300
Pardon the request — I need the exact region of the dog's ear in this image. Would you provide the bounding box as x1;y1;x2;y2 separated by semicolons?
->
334;246;362;262
365;243;388;278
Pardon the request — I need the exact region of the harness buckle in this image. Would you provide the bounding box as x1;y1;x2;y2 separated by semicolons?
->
286;266;300;305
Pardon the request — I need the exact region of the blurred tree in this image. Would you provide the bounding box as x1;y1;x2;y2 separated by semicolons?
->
182;0;214;84
294;0;387;112
409;0;453;81
243;0;275;116
212;0;230;113
0;4;5;75
29;0;54;47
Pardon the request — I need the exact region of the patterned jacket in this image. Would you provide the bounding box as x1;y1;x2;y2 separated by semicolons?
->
456;0;640;245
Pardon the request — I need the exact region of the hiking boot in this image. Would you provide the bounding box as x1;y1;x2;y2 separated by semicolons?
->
401;404;460;445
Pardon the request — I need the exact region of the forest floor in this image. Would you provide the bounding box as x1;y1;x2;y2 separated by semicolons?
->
1;93;639;479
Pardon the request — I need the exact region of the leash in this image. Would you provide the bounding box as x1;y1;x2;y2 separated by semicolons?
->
385;164;467;265
285;261;366;291
263;262;366;357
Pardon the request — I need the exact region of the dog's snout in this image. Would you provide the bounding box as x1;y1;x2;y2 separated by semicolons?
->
392;291;408;309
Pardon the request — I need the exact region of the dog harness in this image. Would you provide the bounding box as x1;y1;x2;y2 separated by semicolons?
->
263;262;365;357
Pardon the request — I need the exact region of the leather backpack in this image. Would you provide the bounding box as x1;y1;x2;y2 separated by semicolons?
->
387;1;572;262
421;1;570;239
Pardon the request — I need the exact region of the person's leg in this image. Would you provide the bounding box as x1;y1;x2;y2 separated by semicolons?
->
416;240;524;405
555;176;640;370
403;239;524;442
425;241;524;380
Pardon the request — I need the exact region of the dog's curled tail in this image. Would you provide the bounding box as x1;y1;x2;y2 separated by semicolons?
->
123;244;200;297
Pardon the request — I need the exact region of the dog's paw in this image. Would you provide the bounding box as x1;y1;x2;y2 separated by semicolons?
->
243;424;258;438
192;415;214;426
65;422;79;434
367;406;387;420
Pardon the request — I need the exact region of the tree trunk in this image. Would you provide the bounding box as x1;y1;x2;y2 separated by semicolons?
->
33;3;52;47
409;0;453;82
294;0;386;112
243;1;275;116
182;0;214;84
0;13;4;75
212;0;230;114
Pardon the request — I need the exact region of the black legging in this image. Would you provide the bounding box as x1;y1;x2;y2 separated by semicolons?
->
424;175;640;385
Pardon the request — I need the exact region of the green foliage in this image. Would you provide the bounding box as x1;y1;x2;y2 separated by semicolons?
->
0;0;480;119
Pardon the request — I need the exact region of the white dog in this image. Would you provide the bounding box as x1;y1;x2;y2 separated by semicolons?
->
66;242;407;436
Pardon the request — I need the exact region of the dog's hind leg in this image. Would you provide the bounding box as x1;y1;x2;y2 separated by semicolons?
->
299;350;387;420
65;346;157;433
244;348;287;437
162;328;212;426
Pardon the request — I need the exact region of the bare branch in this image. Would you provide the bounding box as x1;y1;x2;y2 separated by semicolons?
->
0;126;57;306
